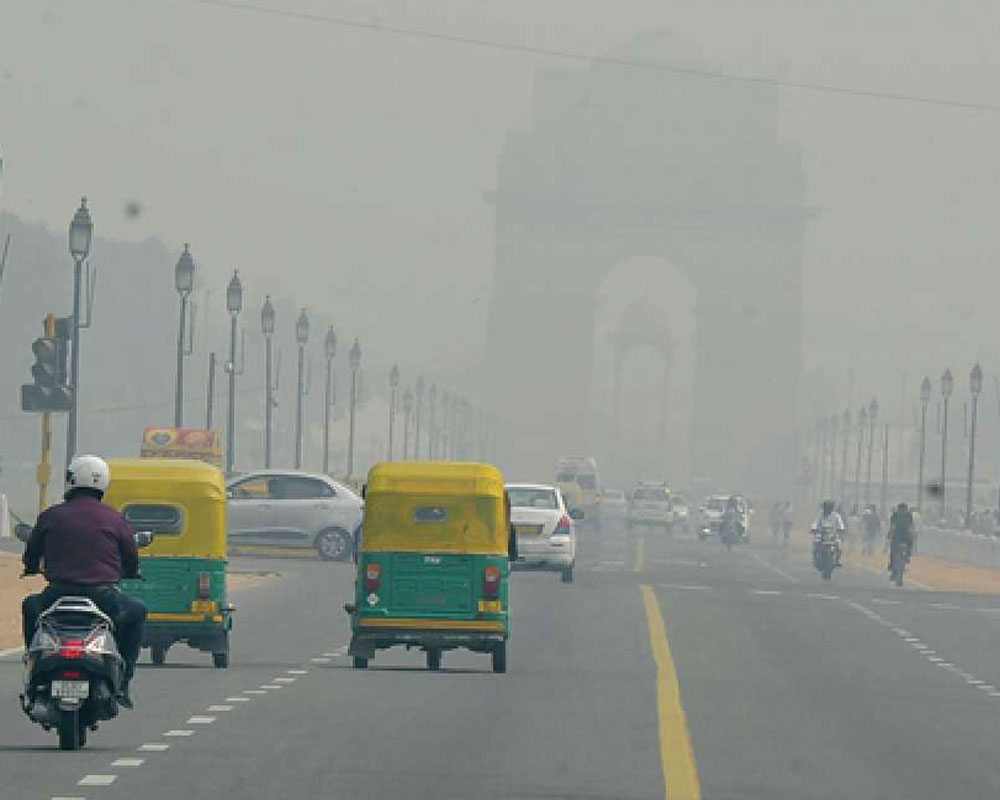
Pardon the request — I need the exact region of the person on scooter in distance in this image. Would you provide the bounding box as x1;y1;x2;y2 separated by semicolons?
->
811;499;846;567
21;456;147;711
888;501;915;572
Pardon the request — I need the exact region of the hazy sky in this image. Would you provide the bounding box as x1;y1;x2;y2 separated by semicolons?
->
4;0;1000;416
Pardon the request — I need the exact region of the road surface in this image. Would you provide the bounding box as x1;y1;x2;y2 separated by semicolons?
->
2;522;999;799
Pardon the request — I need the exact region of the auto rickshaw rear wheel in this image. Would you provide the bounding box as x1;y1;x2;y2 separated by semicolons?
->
492;642;507;674
212;633;230;668
426;648;441;671
353;656;368;669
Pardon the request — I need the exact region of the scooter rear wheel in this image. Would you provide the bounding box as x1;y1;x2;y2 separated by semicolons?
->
57;709;84;751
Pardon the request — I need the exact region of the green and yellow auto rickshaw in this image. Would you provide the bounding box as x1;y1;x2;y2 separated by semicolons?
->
105;459;233;668
348;462;514;673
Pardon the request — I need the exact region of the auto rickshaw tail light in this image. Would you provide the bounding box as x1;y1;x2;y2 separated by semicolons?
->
365;563;382;592
483;565;501;597
198;572;212;599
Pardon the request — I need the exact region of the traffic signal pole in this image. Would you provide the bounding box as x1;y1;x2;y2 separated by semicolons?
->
37;313;55;512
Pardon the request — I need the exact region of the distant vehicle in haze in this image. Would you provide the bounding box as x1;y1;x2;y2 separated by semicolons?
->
226;470;362;560
599;488;628;519
627;482;674;530
670;491;691;533
555;456;602;522
507;483;581;583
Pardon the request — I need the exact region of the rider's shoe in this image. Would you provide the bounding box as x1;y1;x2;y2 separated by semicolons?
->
118;681;134;710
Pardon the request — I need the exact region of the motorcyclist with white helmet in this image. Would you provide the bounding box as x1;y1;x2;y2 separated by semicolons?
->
21;456;147;709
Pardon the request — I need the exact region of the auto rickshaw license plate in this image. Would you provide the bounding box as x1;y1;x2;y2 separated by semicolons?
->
51;680;89;699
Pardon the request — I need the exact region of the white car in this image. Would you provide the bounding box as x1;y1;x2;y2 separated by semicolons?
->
227;470;363;560
600;488;628;519
507;483;579;583
628;483;673;530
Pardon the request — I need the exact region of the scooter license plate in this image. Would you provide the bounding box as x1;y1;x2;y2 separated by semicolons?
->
51;680;89;699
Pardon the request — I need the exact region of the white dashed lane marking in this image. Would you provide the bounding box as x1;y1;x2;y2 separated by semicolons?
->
287;669;308;675
244;689;266;695
226;696;251;702
187;716;216;724
208;705;234;711
139;743;170;751
260;684;283;690
79;775;117;786
112;758;145;767
310;657;332;663
164;730;195;737
751;590;782;596
928;603;960;610
273;677;296;683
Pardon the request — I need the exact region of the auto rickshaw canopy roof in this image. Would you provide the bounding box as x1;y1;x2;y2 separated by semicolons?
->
363;462;507;554
104;458;227;559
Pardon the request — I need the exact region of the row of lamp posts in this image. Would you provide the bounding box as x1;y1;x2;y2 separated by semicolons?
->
811;363;984;528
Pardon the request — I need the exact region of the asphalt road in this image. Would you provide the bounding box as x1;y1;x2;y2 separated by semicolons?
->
2;522;1000;799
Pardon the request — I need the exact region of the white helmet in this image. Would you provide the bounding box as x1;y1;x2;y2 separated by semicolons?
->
66;455;111;494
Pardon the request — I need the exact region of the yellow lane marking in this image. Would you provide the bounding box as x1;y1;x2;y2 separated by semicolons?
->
641;584;702;800
634;536;645;572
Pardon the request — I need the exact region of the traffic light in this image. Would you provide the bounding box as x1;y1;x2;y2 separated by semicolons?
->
21;336;72;412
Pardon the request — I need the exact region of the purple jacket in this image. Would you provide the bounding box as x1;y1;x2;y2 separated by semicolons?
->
23;494;140;585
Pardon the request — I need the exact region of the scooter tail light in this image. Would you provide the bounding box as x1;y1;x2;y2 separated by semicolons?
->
365;563;382;592
59;639;85;659
483;565;501;597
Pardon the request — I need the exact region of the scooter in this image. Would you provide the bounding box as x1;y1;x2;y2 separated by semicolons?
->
21;596;125;750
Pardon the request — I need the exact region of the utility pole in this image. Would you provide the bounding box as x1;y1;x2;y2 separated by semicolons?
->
206;353;216;430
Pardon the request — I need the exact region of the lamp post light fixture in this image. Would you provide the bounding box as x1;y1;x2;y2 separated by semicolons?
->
323;327;337;475
294;309;310;469
261;296;276;468
940;368;954;522
173;244;195;428
388;364;400;460
966;364;983;528
225;270;243;474
414;376;425;459
65;197;93;465
347;339;361;478
865;397;878;506
918;377;931;512
402;387;413;460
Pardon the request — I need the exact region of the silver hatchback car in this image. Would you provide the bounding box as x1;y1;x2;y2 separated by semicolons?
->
226;470;363;560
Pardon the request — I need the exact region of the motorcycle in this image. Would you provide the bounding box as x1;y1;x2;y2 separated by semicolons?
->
21;596;125;750
812;524;840;581
720;518;742;552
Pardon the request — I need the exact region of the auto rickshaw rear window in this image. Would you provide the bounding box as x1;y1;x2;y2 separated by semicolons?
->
123;504;184;534
413;506;448;523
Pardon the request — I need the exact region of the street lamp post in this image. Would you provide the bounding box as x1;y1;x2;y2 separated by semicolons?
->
966;364;982;528
388;365;400;460
854;406;867;509
817;418;827;502
829;413;839;500
225;271;243;475
840;409;851;503
66;197;93;465
940;368;954;522
294;309;310;469
414;377;425;459
174;244;195;427
427;384;437;459
918;377;931;512
347;339;361;478
261;296;276;468
323;327;337;475
402;387;413;460
441;391;451;460
865;397;878;506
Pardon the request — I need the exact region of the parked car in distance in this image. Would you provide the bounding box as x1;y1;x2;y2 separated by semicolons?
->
226;470;363;560
507;483;581;583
